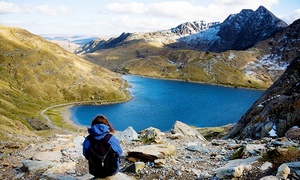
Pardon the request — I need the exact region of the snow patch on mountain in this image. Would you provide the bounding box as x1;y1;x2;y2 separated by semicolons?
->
244;54;289;78
181;26;221;44
228;52;236;60
124;20;220;47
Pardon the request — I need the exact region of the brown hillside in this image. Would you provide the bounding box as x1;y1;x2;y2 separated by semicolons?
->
0;25;129;141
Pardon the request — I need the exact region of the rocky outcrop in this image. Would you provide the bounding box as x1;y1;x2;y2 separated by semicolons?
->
225;56;300;140
1;121;299;179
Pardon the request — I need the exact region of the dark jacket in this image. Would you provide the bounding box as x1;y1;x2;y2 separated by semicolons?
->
82;124;122;174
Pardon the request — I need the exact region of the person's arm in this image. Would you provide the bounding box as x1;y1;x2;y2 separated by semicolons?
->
82;137;91;158
108;135;123;156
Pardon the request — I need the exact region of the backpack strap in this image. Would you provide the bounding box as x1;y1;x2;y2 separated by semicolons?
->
103;133;112;142
87;133;112;143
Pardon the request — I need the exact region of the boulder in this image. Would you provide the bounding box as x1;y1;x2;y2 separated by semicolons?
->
215;156;260;179
171;121;206;141
276;164;290;180
260;161;273;171
241;144;265;157
186;144;209;154
33;151;62;162
22;160;58;173
43;162;76;175
127;144;176;161
285;126;300;140
284;161;300;173
139;127;165;143
116;126;139;141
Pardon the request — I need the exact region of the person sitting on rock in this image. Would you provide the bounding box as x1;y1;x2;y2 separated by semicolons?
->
82;115;123;178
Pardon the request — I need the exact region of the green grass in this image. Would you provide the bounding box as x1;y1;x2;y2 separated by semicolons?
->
82;42;271;89
262;146;300;168
0;25;130;141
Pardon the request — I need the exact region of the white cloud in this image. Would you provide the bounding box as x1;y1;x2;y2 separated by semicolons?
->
280;9;300;24
106;2;147;14
92;16;177;34
0;1;72;16
0;1;23;14
33;5;72;16
105;0;280;22
217;0;279;8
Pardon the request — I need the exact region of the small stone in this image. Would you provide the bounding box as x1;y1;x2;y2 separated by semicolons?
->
260;161;273;171
276;164;290;180
123;162;145;173
154;159;166;168
260;175;280;180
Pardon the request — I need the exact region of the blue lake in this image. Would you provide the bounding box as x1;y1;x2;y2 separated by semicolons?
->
70;75;264;132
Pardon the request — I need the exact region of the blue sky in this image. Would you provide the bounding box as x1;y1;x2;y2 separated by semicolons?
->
0;0;299;37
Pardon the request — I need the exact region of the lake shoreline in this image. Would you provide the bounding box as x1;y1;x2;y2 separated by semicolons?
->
68;75;263;132
61;104;235;137
126;74;267;91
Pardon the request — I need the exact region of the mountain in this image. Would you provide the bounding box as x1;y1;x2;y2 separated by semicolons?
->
224;55;300;140
76;6;286;54
75;6;293;89
75;20;220;54
75;33;131;54
179;6;287;52
0;25;128;141
43;35;97;52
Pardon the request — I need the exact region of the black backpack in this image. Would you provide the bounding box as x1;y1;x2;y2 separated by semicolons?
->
86;134;119;178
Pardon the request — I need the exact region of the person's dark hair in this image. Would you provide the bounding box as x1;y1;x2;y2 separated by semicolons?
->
91;115;115;133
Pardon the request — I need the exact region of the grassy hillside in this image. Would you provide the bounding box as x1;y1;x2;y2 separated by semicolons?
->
81;42;271;89
0;25;129;141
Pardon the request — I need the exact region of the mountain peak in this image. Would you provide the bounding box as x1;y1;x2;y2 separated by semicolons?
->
170;20;219;36
256;5;269;13
183;5;288;52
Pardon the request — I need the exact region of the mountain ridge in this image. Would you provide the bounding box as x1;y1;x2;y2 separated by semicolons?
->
74;19;220;54
75;6;287;54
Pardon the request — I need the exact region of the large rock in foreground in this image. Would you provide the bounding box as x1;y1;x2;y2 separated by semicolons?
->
127;144;176;161
225;56;300;140
171;121;206;141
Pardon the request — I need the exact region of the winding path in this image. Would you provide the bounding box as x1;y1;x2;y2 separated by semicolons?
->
40;77;130;130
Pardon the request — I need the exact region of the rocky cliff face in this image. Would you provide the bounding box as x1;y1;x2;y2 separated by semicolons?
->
180;6;287;52
225;56;300;140
243;18;300;83
254;18;300;66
